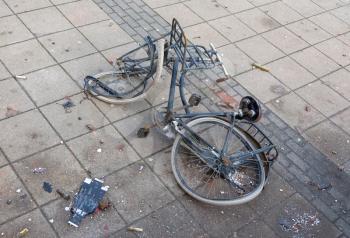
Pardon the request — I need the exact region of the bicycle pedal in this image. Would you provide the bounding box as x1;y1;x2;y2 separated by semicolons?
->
189;94;201;106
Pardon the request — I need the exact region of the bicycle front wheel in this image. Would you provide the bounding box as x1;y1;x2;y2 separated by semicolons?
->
171;117;265;206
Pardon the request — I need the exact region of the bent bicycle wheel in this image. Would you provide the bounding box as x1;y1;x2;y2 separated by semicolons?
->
171;117;265;206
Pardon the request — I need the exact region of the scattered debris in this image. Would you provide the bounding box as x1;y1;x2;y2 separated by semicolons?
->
43;182;53;193
127;227;143;232
215;91;238;109
98;196;111;210
138;165;144;173
15;75;27;80
16;188;21;193
65;207;70;212
331;151;337;155
279;189;284;192
6;199;12;205
32;167;47;174
56;189;70;201
279;212;320;234
99;139;104;145
78;117;82;120
308;180;332;190
304;105;311;112
216;77;228;83
86;124;96;131
148;158;153;162
62;97;75;113
137;127;150;138
19;228;29;237
252;63;269;72
49;219;54;223
116;143;125;152
5;106;18;117
97;148;102;153
68;178;109;228
20;194;27;199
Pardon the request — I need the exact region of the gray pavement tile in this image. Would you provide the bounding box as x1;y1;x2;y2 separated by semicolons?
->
184;0;230;21
236;70;290;103
0;0;12;17
291;47;340;77
131;201;209;238
283;0;324;17
266;56;316;90
0;62;10;80
310;12;350;36
184;22;229;47
180;195;256;237
61;53;113;88
41;93;108;140
237;219;279;238
296;81;349;117
145;149;184;197
331;5;350;25
0;165;36;224
263;193;341;238
321;69;350;101
58;0;109;27
39;29;96;63
3;0;52;13
42;199;125;238
331;107;350;135
114;110;172;157
262;27;309;54
0;39;55;75
0;78;35;120
0;150;7;167
51;0;76;4
0;15;33;47
209;15;256;43
0;110;60;161
217;0;254;13
79;20;133;51
13;145;86;205
304;121;350;167
19;65;80;106
313;0;347;10
101;41;139;62
105;161;175;223
236;35;284;65
338;32;350;46
247;0;276;6
315;38;350;67
143;0;185;8
260;1;303;25
18;7;73;37
155;3;203;27
236;8;280;34
111;229;137;238
0;209;56;238
287;19;332;45
267;92;325;131
67;125;141;178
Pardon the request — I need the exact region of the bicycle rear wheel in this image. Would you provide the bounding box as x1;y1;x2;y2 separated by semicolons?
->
171;117;265;206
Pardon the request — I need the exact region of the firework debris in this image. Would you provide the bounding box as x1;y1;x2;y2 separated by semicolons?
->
252;63;269;72
127;227;143;232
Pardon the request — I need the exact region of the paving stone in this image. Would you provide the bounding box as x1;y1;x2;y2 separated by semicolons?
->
266;56;316;90
312;198;339;222
106;161;174;223
114;109;172;157
237;219;279;238
287;19;332;45
0;78;35;120
0;110;60;161
315;38;350;67
310;12;350;36
321;69;350;101
0;15;33;47
263;27;309;54
155;3;202;27
246;0;276;6
51;0;76;4
42;199;125;238
79;20;133;51
304;121;350;167
236;70;289;103
184;22;229;48
283;0;324;17
39;29;96;63
0;165;36;224
236;35;284;65
101;41;139;62
209;15;256;43
267;92;325;131
41;93;107;140
0;150;7;167
18;7;73;37
338;32;350;47
184;0;230;21
0;0;12;17
236;8;280;33
313;0;347;10
217;0;253;13
0;63;10;80
61;53;113;88
0;209;56;238
19;65;80;106
13;145;86;205
111;229;137;238
291;47;340;77
58;0;109;27
3;0;51;13
67;125;141;177
180;195;256;237
296;81;349;117
260;1;303;25
263;193;341;238
336;218;350;237
331;107;350;135
331;5;350;25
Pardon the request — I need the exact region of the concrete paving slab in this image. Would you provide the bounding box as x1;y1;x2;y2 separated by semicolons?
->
0;150;7;167
39;29;96;63
19;65;80;106
0;39;55;75
296;81;349;117
314;0;347;10
67;125;141;177
260;1;303;25
0;165;36;224
236;8;280;33
309;12;350;36
41;93;108;140
105;161;175;223
331;5;350;24
143;0;185;8
217;0;254;13
321;69;350;101
0;78;35;120
283;0;324;17
18;7;73;37
184;22;229;47
331;107;350;135
0;62;10;80
315;38;350;67
247;0;276;6
101;41;139;62
3;0;52;13
0;110;60;161
0;0;12;17
0;15;33;47
338;32;350;46
184;0;230;21
237;219;279;238
13;145;86;205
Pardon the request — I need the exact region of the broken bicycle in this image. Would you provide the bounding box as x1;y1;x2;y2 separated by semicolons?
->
84;19;278;206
